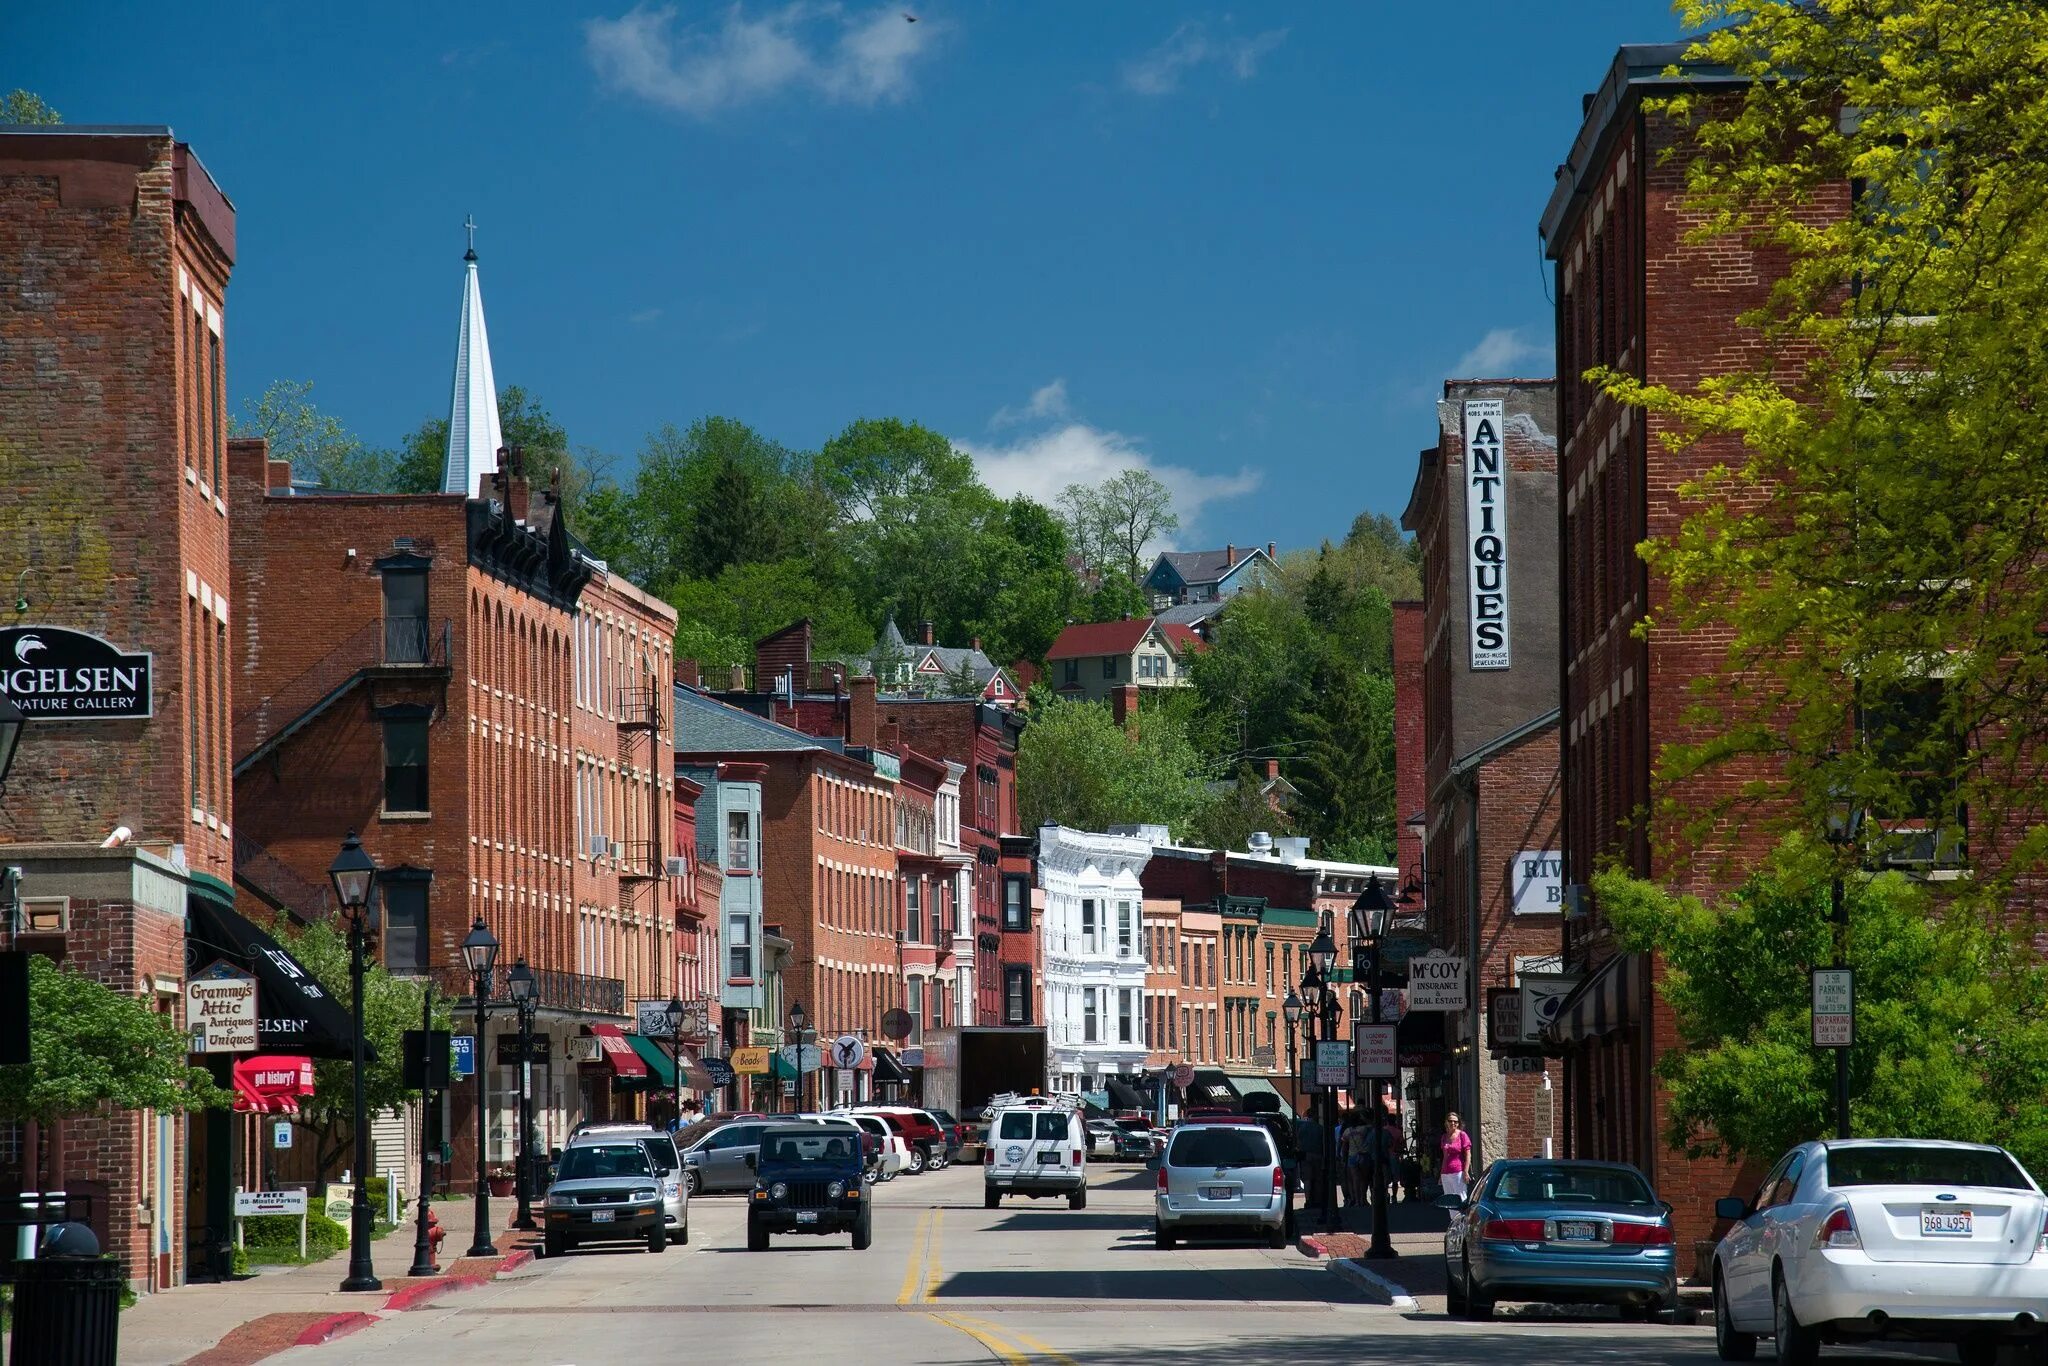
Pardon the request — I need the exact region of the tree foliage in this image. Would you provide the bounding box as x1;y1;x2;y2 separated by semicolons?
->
1015;689;1213;839
1059;469;1179;586
2;90;61;124
1596;2;2048;892
1596;837;2048;1177
0;956;226;1124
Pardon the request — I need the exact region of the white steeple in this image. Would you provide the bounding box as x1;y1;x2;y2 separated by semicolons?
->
441;215;504;496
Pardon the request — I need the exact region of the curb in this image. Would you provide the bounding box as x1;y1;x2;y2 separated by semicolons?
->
291;1313;378;1347
1328;1257;1420;1311
495;1249;535;1274
382;1274;488;1312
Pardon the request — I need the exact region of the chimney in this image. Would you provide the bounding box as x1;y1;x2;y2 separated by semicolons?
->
970;636;981;653
1266;541;1276;560
728;664;748;691
1261;759;1280;781
921;621;935;646
1111;685;1139;736
266;458;293;492
1209;848;1229;896
848;675;878;748
678;658;702;689
878;721;901;751
505;472;531;524
1225;543;1237;567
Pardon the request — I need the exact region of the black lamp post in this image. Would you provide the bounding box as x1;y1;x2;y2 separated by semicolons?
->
0;694;25;793
664;996;687;1127
1305;922;1340;1230
406;977;440;1278
328;831;383;1293
462;918;500;1258
786;1000;808;1114
1823;795;1865;1141
507;958;538;1232
1350;873;1398;1260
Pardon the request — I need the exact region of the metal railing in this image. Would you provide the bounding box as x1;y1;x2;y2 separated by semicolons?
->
616;684;659;730
233;617;451;767
429;964;625;1018
383;616;450;665
232;835;334;924
617;840;661;883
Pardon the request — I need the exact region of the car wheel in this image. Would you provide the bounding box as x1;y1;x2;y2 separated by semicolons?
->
1155;1222;1176;1250
686;1169;702;1196
544;1231;567;1258
677;1219;689;1247
747;1216;769;1252
1266;1221;1288;1249
985;1189;1000;1210
1712;1270;1755;1361
647;1223;667;1254
1461;1257;1493;1320
1772;1271;1819;1366
907;1148;927;1175
1068;1186;1087;1211
1444;1255;1468;1316
852;1209;873;1251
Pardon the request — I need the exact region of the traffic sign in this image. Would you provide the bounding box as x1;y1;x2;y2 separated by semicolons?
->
1353;1023;1398;1080
1170;1063;1195;1089
1812;968;1854;1048
1313;1039;1351;1088
830;1033;867;1070
273;1121;294;1149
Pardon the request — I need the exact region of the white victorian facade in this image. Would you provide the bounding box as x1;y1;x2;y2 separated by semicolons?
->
1038;825;1151;1092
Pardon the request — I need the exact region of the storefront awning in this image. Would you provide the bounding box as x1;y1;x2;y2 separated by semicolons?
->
587;1023;649;1080
1542;953;1644;1047
770;1050;800;1081
625;1034;676;1088
1104;1077;1150;1112
871;1048;911;1085
185;890;364;1061
231;1054;316;1114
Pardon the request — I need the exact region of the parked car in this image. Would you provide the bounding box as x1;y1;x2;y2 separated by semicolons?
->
852;1107;947;1173
1709;1139;2048;1365
1087;1119;1152;1163
542;1139;668;1257
843;1113;910;1180
747;1125;873;1251
1443;1159;1676;1319
985;1104;1089;1209
681;1119;773;1194
563;1125;688;1244
925;1108;969;1165
1154;1118;1287;1249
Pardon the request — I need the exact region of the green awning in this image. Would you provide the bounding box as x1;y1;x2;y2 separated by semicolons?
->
770;1051;799;1080
625;1034;677;1088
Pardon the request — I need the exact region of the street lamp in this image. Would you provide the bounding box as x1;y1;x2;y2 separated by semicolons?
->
786;1000;808;1114
1823;793;1865;1141
664;995;687;1128
1350;872;1398;1260
328;831;382;1293
507;958;538;1232
0;694;25;793
461;917;500;1258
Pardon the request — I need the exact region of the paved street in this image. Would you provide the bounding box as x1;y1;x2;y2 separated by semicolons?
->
244;1165;1947;1366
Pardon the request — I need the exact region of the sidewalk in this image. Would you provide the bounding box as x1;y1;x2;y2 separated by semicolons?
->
1296;1192;1450;1303
110;1199;540;1366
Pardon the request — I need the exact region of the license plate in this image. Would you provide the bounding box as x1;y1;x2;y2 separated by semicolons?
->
1038;1153;1059;1163
1555;1221;1599;1242
590;1209;614;1223
1204;1185;1234;1200
1921;1208;1973;1236
796;1211;817;1225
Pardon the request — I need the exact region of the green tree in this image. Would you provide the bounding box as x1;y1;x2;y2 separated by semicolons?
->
1290;662;1396;862
1189;764;1294;851
391;385;582;496
1594;3;2048;890
269;917;446;1191
2;90;60;124
1184;589;1317;762
0;956;226;1124
1015;688;1212;838
1595;838;2048;1176
941;655;983;699
665;559;871;674
235;380;398;491
1059;469;1179;586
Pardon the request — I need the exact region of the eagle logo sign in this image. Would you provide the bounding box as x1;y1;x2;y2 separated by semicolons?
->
13;634;44;664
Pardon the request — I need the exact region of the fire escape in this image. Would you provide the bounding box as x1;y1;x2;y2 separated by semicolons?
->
615;681;663;886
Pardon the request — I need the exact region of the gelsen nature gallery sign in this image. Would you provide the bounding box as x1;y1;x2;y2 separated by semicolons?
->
0;626;153;719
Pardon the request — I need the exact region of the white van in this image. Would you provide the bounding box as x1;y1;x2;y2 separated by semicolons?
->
984;1104;1088;1210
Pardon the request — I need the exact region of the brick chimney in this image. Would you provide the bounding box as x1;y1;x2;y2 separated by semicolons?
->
678;658;702;689
1225;543;1237;567
921;621;935;646
1266;541;1276;560
970;636;981;653
1261;759;1280;780
848;675;878;748
1111;685;1139;735
877;721;901;751
1209;848;1229;896
505;473;531;524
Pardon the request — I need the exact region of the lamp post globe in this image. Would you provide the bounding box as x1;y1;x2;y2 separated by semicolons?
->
329;831;382;1293
462;918;500;1258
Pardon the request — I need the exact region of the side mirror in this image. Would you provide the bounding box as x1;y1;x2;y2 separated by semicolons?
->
1714;1196;1748;1222
1435;1194;1465;1211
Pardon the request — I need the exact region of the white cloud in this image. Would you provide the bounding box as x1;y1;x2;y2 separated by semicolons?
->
989;377;1070;428
1122;20;1287;96
1451;326;1550;378
629;306;664;324
585;3;937;117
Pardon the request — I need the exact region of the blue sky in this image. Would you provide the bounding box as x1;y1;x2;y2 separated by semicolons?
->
8;2;1685;552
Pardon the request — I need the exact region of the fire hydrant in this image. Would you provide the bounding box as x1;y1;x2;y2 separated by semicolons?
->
426;1207;447;1261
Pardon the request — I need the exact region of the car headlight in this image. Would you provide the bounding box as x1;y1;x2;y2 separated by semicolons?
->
546;1192;572;1208
770;1181;788;1199
634;1188;657;1203
827;1180;845;1199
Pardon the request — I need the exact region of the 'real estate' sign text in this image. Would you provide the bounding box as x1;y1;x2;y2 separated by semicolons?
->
0;626;153;719
1463;400;1511;670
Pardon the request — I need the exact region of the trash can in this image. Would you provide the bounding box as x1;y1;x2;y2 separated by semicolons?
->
9;1225;121;1366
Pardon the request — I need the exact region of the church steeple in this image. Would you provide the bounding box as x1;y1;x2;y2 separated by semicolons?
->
441;215;503;496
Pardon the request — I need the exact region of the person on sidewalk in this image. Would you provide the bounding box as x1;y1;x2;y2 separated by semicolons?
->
1293;1109;1324;1215
1439;1112;1473;1199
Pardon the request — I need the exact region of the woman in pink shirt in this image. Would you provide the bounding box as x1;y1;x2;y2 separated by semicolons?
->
1439;1112;1472;1199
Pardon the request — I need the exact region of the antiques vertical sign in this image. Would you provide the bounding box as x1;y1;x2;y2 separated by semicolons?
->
1463;400;1511;669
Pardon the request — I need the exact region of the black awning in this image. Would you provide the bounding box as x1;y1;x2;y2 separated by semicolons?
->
1104;1077;1150;1111
872;1047;911;1084
185;891;366;1061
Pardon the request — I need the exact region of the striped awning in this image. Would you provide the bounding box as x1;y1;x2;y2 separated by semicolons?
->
1542;953;1645;1047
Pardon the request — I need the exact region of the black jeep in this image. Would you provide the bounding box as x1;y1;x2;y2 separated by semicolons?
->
746;1124;873;1250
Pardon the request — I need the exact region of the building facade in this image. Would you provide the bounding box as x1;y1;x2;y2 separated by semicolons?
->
1044;619;1202;702
1037;826;1151;1091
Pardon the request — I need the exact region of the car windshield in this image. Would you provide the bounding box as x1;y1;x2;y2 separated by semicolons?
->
1827;1146;2032;1191
765;1132;855;1163
1492;1166;1653;1205
642;1137;678;1173
997;1113;1034;1140
1036;1113;1068;1140
929;1110;957;1126
557;1144;652;1182
1169;1127;1272;1169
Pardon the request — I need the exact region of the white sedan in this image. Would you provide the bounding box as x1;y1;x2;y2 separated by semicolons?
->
1710;1138;2047;1365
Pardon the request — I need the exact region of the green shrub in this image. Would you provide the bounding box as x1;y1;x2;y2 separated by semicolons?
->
242;1210;347;1261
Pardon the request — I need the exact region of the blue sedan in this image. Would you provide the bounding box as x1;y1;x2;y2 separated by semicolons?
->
1444;1159;1679;1319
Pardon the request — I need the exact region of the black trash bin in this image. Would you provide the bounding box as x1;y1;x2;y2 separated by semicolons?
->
9;1235;121;1366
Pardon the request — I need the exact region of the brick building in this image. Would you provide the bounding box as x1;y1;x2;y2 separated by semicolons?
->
1400;378;1564;1172
0;126;242;1291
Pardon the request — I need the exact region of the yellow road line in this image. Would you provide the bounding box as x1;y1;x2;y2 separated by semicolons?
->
921;1207;944;1301
943;1312;1076;1366
895;1209;933;1304
927;1313;1027;1366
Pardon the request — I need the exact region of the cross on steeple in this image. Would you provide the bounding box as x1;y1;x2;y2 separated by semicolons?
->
463;214;477;261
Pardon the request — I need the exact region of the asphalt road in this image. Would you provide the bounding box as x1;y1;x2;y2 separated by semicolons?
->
268;1163;1960;1365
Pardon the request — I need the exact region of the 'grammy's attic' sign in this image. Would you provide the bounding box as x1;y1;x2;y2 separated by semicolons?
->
1463;400;1511;670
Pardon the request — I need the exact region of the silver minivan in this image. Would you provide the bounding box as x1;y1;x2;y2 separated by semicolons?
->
984;1105;1088;1209
682;1120;770;1193
565;1125;688;1243
1155;1120;1286;1248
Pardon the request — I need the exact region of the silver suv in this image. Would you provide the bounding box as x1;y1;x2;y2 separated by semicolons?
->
1154;1120;1286;1248
565;1125;688;1243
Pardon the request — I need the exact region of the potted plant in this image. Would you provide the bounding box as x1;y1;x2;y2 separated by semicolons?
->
486;1164;515;1198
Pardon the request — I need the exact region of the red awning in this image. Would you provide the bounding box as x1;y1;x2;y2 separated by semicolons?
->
587;1023;648;1079
232;1054;316;1115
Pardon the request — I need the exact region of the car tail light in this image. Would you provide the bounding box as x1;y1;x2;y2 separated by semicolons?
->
1610;1222;1676;1246
1815;1207;1860;1250
1072;1149;1083;1165
1157;1165;1168;1191
1272;1167;1286;1192
2035;1212;2045;1255
983;1147;994;1165
1481;1218;1546;1242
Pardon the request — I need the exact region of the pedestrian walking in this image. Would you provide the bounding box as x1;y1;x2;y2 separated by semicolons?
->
1340;1109;1369;1209
1439;1111;1472;1199
1293;1109;1324;1212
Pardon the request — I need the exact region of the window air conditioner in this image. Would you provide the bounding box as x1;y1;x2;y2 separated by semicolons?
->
664;856;689;877
588;836;610;858
609;840;624;861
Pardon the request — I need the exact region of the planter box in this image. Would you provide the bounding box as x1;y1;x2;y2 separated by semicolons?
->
488;1177;515;1198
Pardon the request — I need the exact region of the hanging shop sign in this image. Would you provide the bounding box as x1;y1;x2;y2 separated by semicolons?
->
1406;952;1468;1012
187;960;259;1053
0;626;154;719
1463;400;1511;670
1511;849;1564;915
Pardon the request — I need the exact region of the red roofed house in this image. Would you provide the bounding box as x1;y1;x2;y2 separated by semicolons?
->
1044;618;1203;703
